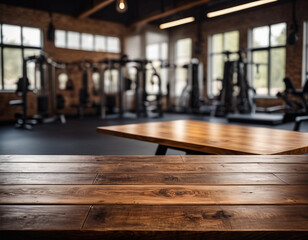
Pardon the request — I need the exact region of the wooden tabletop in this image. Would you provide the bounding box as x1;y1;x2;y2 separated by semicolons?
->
97;120;308;155
1;155;308;239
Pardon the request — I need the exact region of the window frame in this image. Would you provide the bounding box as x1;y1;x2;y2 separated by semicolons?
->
0;23;43;91
248;22;287;96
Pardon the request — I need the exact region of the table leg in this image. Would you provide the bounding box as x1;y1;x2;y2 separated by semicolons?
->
155;145;168;155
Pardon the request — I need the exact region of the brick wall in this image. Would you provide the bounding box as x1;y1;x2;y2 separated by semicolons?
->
0;4;125;121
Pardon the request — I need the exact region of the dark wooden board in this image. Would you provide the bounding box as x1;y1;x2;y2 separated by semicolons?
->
2;162;308;173
1;185;307;205
97;120;308;155
0;173;96;185
0;155;183;163
84;205;308;231
0;205;90;230
93;173;285;185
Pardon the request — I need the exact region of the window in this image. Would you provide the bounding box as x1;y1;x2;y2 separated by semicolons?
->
208;31;239;97
146;42;168;95
107;37;121;53
0;24;42;90
94;35;106;52
81;33;94;51
67;31;80;49
249;23;286;96
175;38;192;96
54;30;120;53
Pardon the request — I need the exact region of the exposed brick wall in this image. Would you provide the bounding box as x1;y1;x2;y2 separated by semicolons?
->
168;0;308;105
0;4;125;121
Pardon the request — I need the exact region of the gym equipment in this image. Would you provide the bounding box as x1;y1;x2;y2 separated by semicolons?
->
175;59;205;113
98;56;163;119
215;51;255;117
9;56;39;129
276;77;308;122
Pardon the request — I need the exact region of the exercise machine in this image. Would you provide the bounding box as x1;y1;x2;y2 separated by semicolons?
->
175;59;205;113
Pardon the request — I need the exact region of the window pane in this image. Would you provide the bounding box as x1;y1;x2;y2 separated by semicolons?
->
253;51;268;95
3;24;21;45
212;34;223;53
23;27;41;47
176;38;192;65
271;23;286;46
224;31;239;52
95;35;106;51
104;69;119;93
161;42;168;60
3;48;22;90
81;33;94;51
270;48;285;95
55;30;66;48
24;49;41;89
67;31;80;49
107;37;120;53
211;55;224;96
252;26;269;48
146;44;159;60
175;68;188;96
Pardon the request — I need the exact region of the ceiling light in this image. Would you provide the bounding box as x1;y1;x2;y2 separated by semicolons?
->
116;0;127;13
207;0;278;18
160;17;195;29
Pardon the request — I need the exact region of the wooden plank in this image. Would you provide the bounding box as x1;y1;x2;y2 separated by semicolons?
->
97;120;308;155
0;205;90;230
84;205;308;231
181;155;308;163
2;162;308;173
94;173;285;185
275;174;308;184
131;0;212;27
0;155;183;163
79;0;115;19
0;173;96;185
1;185;307;205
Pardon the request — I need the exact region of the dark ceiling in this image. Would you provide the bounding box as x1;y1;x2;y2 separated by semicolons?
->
0;0;285;26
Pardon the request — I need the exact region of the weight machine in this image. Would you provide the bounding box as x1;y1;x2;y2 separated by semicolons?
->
10;53;66;129
98;56;163;119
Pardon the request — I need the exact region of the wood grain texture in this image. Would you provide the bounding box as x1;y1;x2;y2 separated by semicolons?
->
1;185;307;205
84;205;308;231
2;162;308;173
1;155;308;239
0;173;96;185
0;155;183;163
93;173;285;185
181;155;308;163
96;120;308;155
0;205;90;230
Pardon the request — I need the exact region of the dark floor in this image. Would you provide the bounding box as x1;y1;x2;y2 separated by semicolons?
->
0;113;307;155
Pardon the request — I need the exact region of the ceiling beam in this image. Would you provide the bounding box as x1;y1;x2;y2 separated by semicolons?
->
79;0;115;19
131;0;212;27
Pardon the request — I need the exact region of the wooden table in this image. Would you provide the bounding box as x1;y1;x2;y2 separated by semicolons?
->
1;155;308;239
97;120;308;155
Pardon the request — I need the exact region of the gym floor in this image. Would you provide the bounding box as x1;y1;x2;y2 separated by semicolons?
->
1;113;307;155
